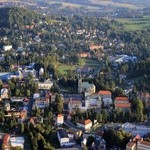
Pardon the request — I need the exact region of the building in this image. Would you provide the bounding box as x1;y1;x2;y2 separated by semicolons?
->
68;99;82;110
78;79;95;94
77;52;90;58
122;122;150;137
22;68;36;78
115;97;131;111
56;114;64;126
57;129;69;147
38;80;53;90
98;90;111;99
77;119;92;130
126;135;150;150
115;103;131;111
85;94;101;109
90;44;104;52
3;45;12;51
3;134;25;149
0;88;9;99
34;97;49;109
115;97;129;104
98;90;112;107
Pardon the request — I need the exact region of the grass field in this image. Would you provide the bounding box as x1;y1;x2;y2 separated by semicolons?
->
56;64;76;74
89;0;140;9
115;15;150;31
79;58;100;69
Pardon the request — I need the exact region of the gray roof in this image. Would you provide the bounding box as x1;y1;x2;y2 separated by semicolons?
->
58;129;69;138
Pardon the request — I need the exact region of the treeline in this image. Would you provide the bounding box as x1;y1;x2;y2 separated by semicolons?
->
0;7;47;28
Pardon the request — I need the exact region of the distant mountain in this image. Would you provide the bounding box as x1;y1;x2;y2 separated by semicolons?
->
0;7;47;28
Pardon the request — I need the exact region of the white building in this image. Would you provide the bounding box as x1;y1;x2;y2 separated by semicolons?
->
77;119;92;130
56;114;64;126
3;45;12;51
57;129;69;147
38;80;53;90
22;68;36;78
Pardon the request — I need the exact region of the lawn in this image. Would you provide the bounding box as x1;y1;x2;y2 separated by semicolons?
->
79;58;100;69
115;15;150;31
56;64;76;74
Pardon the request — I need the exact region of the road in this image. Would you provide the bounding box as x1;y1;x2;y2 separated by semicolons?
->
27;97;34;117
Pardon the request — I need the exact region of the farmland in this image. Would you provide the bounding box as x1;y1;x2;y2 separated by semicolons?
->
115;15;150;31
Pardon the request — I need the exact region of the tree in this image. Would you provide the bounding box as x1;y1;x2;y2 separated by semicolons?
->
0;79;3;89
26;89;31;97
21;123;24;133
86;136;95;147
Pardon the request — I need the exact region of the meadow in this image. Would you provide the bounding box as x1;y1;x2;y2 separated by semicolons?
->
115;15;150;31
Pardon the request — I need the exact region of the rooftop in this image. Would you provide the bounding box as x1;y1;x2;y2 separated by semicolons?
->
78;119;92;125
58;129;69;138
115;97;128;101
98;90;111;95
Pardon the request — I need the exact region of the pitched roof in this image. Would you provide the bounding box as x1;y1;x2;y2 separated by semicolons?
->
140;140;150;146
78;119;92;125
57;114;63;117
96;131;104;136
126;142;136;147
115;97;128;101
98;90;111;95
3;134;10;146
116;103;131;108
29;118;34;124
133;134;142;142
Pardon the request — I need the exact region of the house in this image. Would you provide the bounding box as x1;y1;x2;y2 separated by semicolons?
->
3;134;10;150
126;135;150;150
56;114;64;126
78;79;95;94
57;129;69;147
3;45;12;51
77;119;92;130
77;52;90;58
90;44;104;52
23;97;29;106
68;99;82;110
33;97;49;109
0;88;9;99
96;132;104;141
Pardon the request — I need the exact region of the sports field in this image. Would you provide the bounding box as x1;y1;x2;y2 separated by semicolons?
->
79;58;100;69
56;64;76;74
115;15;150;31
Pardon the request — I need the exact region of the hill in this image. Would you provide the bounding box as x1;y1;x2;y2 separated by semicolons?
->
0;7;47;28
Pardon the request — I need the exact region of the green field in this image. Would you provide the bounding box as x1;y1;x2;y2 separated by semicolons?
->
56;64;76;74
115;15;150;31
79;58;100;69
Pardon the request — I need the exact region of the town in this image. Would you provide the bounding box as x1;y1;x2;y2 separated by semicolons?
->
0;1;150;150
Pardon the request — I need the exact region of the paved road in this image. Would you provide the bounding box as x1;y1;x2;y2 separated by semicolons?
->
28;97;34;117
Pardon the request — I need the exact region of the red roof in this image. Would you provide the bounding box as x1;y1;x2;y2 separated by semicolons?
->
116;103;131;108
98;90;111;95
133;134;142;142
29;118;34;124
23;97;29;102
126;142;136;147
115;97;128;101
3;134;10;146
140;140;150;146
78;119;92;125
57;114;63;117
